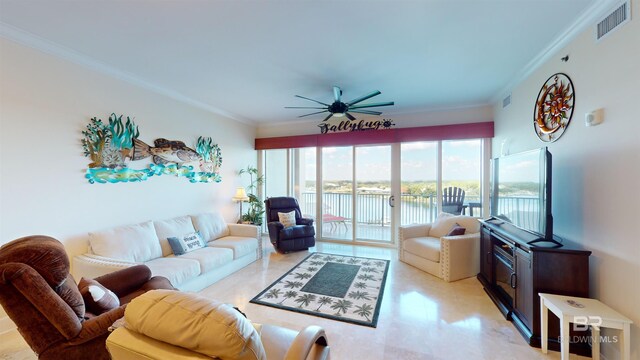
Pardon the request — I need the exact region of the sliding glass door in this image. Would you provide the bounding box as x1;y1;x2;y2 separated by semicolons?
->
261;138;487;246
354;145;393;242
293;147;317;233
398;140;484;222
319;145;395;244
442;139;483;217
321;146;353;241
263;149;289;199
400;142;438;225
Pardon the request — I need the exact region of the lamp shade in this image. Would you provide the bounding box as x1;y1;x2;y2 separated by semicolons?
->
232;187;249;202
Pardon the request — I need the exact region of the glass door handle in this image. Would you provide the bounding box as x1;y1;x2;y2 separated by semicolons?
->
388;195;395;207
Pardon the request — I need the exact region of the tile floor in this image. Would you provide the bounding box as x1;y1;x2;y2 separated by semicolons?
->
0;239;587;360
321;223;393;242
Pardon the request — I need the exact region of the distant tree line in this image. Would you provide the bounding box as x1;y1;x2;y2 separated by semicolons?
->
305;180;537;197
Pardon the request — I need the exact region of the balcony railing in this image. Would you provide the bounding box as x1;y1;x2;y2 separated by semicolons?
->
493;196;542;232
299;192;539;228
300;192;483;226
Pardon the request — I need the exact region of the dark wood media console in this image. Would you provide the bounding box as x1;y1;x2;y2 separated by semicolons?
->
478;220;592;356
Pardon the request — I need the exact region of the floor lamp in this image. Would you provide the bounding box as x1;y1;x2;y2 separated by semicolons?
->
232;187;249;223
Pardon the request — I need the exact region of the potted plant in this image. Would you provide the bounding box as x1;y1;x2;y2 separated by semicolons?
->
238;166;265;225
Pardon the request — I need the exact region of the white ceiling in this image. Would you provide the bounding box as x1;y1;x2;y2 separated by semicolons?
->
0;0;606;124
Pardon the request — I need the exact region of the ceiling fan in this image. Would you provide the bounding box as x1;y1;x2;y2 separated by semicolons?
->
286;86;394;121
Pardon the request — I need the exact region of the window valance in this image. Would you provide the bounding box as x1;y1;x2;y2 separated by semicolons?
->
255;121;493;150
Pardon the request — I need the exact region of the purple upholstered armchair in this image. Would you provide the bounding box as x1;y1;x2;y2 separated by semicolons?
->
264;197;316;253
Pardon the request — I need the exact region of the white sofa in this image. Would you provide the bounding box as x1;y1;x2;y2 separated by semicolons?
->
399;213;480;282
73;212;262;292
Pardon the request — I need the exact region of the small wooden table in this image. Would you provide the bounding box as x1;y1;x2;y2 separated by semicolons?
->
539;293;633;360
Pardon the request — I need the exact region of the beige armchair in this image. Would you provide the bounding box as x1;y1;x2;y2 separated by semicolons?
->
106;290;330;360
399;213;480;282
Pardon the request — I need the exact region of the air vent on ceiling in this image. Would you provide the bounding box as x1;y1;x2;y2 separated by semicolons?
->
502;94;511;108
596;1;631;41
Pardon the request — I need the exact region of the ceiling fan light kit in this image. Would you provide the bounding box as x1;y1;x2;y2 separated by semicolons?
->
286;86;394;121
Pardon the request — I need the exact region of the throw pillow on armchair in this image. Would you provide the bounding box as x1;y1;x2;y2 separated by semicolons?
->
78;277;120;315
277;211;297;228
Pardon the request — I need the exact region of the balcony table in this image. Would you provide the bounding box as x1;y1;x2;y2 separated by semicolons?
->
467;202;481;216
322;214;348;231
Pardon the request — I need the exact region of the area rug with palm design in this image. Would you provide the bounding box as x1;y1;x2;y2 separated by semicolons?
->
250;253;389;327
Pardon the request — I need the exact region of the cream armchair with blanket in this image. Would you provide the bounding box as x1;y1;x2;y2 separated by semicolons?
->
106;290;330;360
399;213;480;282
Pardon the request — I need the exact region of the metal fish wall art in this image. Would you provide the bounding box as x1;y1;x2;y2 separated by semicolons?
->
81;113;222;184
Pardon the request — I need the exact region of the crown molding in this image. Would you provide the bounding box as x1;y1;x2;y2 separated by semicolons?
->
491;0;620;103
0;22;253;125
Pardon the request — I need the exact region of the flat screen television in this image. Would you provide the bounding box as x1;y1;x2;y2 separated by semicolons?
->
490;147;557;245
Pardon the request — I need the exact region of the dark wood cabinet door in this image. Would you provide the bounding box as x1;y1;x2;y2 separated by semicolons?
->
478;221;592;356
480;228;492;281
514;247;533;330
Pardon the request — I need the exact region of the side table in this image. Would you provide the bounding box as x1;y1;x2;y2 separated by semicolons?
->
539;293;633;360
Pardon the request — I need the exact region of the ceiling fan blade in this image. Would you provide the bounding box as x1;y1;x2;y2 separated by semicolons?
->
322;113;333;122
295;95;329;106
345;112;356;121
346;90;381;106
349;101;395;109
333;86;342;102
349;109;382;115
285;106;326;109
298;110;329;118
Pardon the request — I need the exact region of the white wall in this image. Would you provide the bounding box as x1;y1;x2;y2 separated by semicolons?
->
257;104;493;138
0;37;257;323
492;2;640;358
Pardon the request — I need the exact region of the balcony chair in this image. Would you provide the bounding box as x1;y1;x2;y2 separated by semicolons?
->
106;290;330;360
442;186;466;215
399;213;480;282
0;235;175;360
264;197;316;253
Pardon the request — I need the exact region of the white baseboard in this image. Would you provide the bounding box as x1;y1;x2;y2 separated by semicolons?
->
0;315;17;334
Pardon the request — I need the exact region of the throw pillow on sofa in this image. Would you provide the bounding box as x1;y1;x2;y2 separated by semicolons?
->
191;212;230;242
154;215;197;257
78;277;120;314
88;221;162;263
168;231;206;255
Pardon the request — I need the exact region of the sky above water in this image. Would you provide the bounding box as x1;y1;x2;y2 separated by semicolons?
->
315;140;483;182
